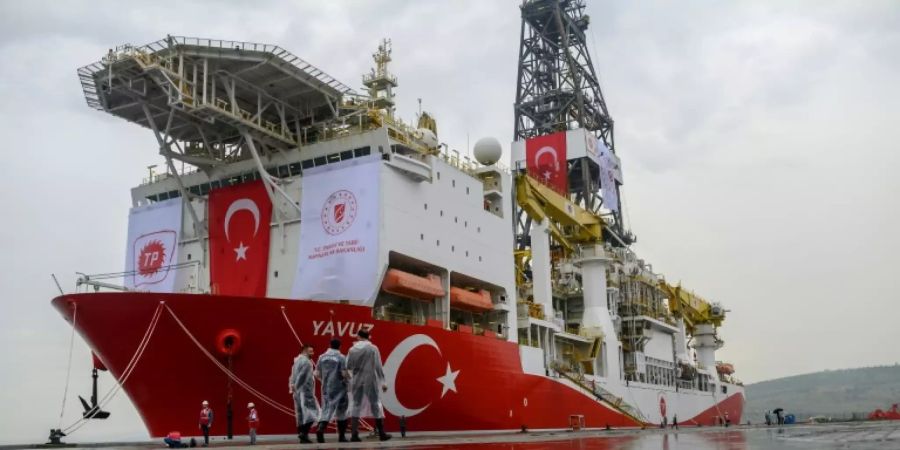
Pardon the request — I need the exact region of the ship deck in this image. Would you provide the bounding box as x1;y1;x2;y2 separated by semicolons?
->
19;421;900;449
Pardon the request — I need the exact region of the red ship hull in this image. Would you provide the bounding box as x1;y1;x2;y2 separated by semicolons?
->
52;293;742;437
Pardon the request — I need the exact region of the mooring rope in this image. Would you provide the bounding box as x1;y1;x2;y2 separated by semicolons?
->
63;302;164;435
280;305;303;347
58;304;77;429
165;305;296;417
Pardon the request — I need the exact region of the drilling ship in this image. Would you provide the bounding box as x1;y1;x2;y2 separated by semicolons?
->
53;1;743;438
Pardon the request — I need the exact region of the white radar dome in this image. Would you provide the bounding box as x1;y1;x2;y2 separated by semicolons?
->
473;137;502;166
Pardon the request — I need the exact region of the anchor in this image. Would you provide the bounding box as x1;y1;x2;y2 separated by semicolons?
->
78;354;110;419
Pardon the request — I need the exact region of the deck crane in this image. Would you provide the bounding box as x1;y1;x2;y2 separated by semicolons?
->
658;282;726;335
659;282;728;372
515;174;604;254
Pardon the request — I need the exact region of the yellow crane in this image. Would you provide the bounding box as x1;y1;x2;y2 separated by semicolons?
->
514;174;604;253
658;282;725;334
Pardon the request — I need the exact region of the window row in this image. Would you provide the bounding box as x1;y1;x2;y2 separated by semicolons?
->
145;146;371;203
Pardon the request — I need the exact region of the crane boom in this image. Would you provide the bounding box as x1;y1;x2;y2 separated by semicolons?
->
515;174;604;253
659;282;725;333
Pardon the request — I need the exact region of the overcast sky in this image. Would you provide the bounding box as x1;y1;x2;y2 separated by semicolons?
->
1;0;898;445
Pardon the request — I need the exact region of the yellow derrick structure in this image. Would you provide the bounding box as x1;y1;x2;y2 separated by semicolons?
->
659;282;726;334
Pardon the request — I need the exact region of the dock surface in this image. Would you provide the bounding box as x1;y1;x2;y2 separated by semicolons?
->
17;421;900;450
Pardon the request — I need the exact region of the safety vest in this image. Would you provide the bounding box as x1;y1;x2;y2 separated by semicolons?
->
166;431;182;440
248;408;259;427
199;407;212;426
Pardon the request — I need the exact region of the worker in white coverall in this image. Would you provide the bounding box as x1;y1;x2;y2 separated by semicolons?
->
290;344;320;444
346;328;392;442
314;338;350;443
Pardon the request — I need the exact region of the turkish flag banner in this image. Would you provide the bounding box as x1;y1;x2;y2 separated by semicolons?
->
525;131;568;193
209;180;273;297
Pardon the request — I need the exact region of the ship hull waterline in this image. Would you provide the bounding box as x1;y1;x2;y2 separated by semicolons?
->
52;292;743;437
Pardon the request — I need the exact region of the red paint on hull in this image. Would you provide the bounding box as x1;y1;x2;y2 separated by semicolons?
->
51;292;740;437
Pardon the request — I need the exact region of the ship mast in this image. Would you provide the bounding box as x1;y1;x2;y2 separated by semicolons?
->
362;39;398;119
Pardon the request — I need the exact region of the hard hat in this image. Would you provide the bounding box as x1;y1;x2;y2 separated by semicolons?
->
202;400;209;406
247;402;255;408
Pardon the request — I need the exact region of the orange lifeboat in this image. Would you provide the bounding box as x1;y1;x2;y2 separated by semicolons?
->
381;269;445;300
449;287;492;312
716;362;735;375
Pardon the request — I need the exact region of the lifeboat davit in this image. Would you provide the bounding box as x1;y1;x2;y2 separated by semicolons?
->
381;269;445;300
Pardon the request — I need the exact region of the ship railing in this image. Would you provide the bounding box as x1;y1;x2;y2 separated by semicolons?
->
99;36;355;95
438;148;510;177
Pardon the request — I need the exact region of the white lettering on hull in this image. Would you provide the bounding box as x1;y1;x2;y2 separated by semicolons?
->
312;320;375;337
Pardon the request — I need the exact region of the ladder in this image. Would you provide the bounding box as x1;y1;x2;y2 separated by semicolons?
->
553;364;646;425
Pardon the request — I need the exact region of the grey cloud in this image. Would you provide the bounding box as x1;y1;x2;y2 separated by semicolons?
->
1;0;898;444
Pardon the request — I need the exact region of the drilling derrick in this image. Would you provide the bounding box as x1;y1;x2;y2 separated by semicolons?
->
514;0;613;147
513;0;629;245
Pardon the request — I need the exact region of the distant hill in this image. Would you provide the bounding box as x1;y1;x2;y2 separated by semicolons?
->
744;364;900;422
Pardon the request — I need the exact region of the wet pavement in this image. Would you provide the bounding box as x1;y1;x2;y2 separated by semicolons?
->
21;422;900;449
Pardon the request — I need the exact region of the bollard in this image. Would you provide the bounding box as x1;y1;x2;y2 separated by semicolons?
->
47;429;66;445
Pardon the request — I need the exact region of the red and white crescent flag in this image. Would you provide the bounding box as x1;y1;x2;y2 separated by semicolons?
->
209;180;272;297
525;131;568;193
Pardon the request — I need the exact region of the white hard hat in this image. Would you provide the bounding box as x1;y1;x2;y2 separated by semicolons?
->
247;402;255;408
202;400;209;405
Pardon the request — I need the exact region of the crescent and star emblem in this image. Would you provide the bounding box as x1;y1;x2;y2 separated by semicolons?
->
223;198;261;262
382;334;459;418
533;146;560;182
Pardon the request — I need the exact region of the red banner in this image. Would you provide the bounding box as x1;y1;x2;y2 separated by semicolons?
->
209;180;272;297
525;131;568;193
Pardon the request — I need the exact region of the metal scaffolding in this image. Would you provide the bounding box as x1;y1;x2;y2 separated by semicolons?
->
78;35;357;170
513;0;614;149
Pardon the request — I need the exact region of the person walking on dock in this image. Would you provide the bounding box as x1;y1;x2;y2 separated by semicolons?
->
246;402;259;445
315;338;350;443
198;400;214;447
290;344;320;444
346;328;392;442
